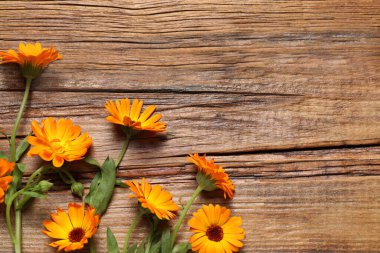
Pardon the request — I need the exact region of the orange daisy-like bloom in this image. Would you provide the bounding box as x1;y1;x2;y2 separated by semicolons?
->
27;117;92;168
126;178;179;220
0;42;62;79
0;158;15;204
105;98;166;132
188;204;245;253
42;203;100;252
188;153;235;199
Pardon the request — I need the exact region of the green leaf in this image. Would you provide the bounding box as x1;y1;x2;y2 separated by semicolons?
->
17;163;26;173
150;240;161;253
85;156;116;215
136;243;145;253
127;243;138;253
87;170;101;195
15;136;30;162
161;228;171;253
83;157;101;167
172;243;191;253
22;191;47;199
0;151;8;159
107;227;120;253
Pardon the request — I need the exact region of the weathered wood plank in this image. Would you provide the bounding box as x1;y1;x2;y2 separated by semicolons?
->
0;91;379;161
0;146;379;252
2;137;380;179
0;0;379;94
1;174;380;252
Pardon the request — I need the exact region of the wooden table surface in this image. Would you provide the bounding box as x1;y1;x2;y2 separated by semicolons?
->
1;1;380;252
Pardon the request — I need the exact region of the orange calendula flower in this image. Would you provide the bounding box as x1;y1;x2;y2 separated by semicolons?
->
105;98;166;133
0;158;15;204
126;178;179;220
188;204;245;253
188;153;235;199
27;117;92;168
0;42;62;79
42;203;100;252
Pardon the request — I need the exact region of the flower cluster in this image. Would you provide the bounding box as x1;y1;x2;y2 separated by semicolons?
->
0;42;245;253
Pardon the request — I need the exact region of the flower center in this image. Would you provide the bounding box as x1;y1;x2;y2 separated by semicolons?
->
50;139;67;154
206;225;224;242
68;228;85;243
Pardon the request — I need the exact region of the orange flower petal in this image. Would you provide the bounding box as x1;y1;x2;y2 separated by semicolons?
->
188;153;235;199
0;159;15;204
105;98;166;133
125;178;178;220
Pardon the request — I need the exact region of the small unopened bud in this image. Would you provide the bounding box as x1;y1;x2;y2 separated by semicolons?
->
35;180;53;193
71;182;84;197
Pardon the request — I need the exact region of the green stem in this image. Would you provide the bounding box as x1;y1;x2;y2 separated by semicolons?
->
16;165;51;210
5;189;25;244
59;168;76;184
25;165;50;188
10;78;32;162
8;77;32;253
115;179;127;187
89;238;96;253
5;205;16;244
14;208;22;253
122;210;143;253
115;134;132;168
171;185;203;248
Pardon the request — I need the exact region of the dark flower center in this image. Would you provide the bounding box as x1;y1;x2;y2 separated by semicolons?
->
206;225;224;242
69;228;85;242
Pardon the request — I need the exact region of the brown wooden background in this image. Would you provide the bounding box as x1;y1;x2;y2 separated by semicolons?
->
1;0;380;252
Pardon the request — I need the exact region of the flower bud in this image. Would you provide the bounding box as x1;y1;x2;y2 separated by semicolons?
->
71;182;84;197
35;180;53;193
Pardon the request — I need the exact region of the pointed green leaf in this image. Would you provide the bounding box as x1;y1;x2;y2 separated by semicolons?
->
15;136;30;162
83;157;101;168
107;227;120;253
86;170;101;199
137;243;145;253
127;243;138;253
150;240;161;253
161;228;171;253
85;157;116;214
17;163;26;173
172;243;191;253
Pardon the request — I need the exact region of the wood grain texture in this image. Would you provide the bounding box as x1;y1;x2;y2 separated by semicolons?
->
0;0;380;252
